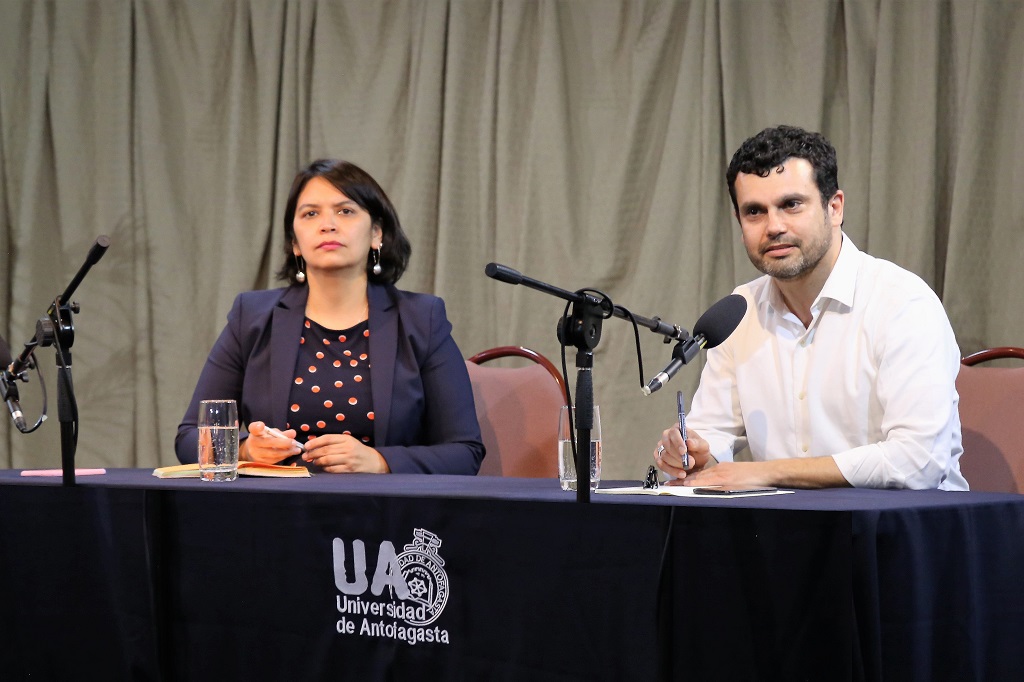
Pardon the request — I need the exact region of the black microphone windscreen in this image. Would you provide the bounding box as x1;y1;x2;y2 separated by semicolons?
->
484;262;523;285
693;294;747;349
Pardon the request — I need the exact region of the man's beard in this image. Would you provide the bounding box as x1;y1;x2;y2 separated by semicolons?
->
748;221;833;281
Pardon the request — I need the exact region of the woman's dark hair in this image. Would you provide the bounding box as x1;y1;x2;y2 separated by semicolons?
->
277;159;412;285
725;125;840;214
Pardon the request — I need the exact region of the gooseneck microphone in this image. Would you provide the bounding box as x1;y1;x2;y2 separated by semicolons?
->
642;294;747;396
0;335;28;431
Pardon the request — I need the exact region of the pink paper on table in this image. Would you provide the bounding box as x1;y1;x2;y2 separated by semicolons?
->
20;468;107;477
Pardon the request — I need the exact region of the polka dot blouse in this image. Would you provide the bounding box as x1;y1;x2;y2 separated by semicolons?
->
286;317;374;446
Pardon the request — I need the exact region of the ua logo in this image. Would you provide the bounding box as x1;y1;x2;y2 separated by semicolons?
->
332;538;410;599
332;529;450;626
396;529;449;626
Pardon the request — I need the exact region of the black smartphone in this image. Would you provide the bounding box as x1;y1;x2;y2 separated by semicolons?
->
692;485;778;495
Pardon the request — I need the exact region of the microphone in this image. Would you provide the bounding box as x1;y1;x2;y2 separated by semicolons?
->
642;294;747;395
643;354;685;397
0;335;27;431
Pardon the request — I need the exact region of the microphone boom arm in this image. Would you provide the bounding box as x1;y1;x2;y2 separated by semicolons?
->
485;263;692;341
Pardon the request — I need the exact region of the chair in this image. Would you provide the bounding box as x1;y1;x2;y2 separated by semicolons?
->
466;346;568;477
956;347;1024;493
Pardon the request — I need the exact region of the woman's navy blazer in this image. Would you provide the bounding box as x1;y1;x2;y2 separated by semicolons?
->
175;283;484;474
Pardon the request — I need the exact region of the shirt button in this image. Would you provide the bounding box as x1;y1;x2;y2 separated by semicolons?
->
801;444;809;452
799;391;806;400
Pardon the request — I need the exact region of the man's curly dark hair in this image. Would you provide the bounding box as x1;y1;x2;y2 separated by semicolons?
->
726;126;839;214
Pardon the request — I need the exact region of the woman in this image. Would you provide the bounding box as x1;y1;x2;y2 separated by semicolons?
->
175;159;484;474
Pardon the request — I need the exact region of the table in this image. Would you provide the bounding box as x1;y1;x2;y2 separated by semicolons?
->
1;470;1022;681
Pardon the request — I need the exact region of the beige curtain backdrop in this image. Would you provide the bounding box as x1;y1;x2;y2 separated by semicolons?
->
2;0;1022;479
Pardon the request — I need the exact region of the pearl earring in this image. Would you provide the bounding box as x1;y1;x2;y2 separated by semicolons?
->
372;247;382;276
295;254;306;284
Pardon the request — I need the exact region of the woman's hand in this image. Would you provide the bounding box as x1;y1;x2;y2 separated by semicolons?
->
242;421;301;464
302;434;390;474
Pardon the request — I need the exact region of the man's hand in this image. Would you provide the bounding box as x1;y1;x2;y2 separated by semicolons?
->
654;424;853;488
681;461;776;487
654;424;714;481
683;456;852;489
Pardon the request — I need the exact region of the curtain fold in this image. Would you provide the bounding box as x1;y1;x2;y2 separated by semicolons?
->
2;0;1022;479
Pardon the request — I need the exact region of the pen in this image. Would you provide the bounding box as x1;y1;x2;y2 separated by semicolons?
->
676;390;688;468
265;426;306;453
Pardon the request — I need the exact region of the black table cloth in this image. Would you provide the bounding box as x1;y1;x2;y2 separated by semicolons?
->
1;470;1022;681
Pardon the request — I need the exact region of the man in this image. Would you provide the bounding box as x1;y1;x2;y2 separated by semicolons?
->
654;125;967;490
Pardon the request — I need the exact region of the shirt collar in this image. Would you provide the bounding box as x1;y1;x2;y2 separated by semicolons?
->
757;232;859;315
816;232;858;309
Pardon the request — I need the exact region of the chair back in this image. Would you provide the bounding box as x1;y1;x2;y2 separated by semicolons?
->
466;347;568;477
956;347;1024;493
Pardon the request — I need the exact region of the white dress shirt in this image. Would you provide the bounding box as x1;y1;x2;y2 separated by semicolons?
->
689;235;968;490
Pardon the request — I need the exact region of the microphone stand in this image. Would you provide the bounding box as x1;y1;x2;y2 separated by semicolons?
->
485;263;693;503
5;236;111;486
557;292;603;503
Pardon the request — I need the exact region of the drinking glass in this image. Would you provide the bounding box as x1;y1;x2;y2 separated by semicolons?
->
197;399;239;482
557;405;602;491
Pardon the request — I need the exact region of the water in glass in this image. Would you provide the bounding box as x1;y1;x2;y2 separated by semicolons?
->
198;425;239;481
558;439;602;491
